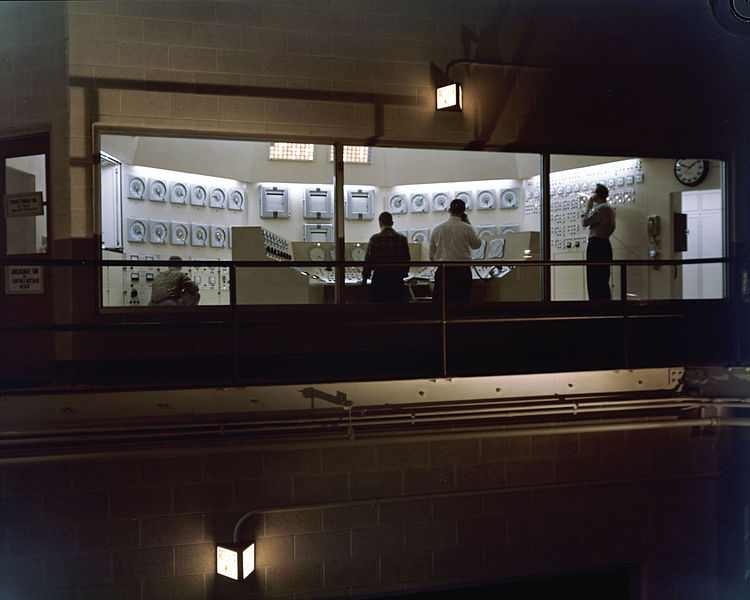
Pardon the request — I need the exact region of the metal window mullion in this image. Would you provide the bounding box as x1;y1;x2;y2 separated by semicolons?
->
333;143;345;304
540;153;551;302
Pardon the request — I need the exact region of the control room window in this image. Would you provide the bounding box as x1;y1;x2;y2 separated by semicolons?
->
549;155;725;301
99;134;336;307
343;146;541;303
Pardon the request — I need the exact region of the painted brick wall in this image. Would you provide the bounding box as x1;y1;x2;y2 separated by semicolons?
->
0;427;738;599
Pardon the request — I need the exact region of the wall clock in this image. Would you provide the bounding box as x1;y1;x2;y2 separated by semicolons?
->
674;159;708;187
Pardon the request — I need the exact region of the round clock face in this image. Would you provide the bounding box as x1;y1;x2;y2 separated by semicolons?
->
674;159;708;187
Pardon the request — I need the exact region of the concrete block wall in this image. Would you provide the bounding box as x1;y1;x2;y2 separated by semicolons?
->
0;426;737;599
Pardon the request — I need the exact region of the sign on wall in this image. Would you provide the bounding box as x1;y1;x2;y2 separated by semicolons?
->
4;192;44;217
5;265;44;294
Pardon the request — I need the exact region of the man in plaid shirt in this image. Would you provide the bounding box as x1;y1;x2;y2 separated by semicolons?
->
362;211;411;302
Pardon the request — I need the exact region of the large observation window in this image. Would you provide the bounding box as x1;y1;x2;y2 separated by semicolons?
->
98;133;725;308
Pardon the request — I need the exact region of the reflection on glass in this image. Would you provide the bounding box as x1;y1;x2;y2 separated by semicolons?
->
5;154;47;255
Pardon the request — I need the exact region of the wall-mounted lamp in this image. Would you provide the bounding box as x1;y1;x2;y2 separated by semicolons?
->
436;83;462;111
217;541;255;580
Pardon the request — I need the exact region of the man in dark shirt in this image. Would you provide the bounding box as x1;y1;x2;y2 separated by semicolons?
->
362;211;411;302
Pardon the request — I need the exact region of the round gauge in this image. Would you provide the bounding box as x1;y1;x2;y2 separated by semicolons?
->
191;185;207;205
309;245;326;261
214;229;227;245
477;190;495;209
173;225;188;243
194;275;202;284
208;275;217;285
150;180;167;200
210;188;226;207
152;223;167;242
411;231;427;244
195;228;207;241
229;189;244;210
500;189;518;208
410;194;427;211
351;245;366;261
432;192;449;211
130;222;145;241
171;183;187;203
674;159;709;187
389;194;405;212
128;177;145;198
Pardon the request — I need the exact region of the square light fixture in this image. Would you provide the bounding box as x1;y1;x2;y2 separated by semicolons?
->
436;83;462;111
216;542;255;580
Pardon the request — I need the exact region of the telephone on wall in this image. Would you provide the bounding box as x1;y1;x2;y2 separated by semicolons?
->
647;215;661;237
647;215;661;267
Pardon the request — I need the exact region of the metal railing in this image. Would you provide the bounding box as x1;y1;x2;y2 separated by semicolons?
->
0;256;737;391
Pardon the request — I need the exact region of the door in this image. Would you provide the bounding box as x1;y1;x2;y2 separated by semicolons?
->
0;133;54;385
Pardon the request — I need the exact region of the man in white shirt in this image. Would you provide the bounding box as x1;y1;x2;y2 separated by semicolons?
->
429;199;482;303
582;184;616;300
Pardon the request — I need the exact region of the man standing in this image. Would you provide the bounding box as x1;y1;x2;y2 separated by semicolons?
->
582;184;616;300
362;211;411;302
429;198;482;303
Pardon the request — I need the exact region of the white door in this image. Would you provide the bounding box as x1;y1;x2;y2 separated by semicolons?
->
681;189;723;299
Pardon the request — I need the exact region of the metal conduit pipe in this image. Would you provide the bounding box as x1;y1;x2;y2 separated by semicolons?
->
0;398;703;444
3;416;750;465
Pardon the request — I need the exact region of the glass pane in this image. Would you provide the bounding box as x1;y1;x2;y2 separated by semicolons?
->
344;147;541;303
5;154;47;255
99;135;335;306
550;155;725;301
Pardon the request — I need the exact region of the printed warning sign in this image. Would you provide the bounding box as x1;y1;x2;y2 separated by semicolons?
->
5;265;44;294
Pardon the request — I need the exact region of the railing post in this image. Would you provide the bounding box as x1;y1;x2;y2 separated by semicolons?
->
441;264;447;377
229;262;238;385
620;261;627;304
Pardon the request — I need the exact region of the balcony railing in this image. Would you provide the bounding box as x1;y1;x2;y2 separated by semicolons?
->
0;256;741;393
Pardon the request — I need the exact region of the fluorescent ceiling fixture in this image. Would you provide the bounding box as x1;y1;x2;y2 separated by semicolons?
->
328;146;372;164
268;143;315;161
217;542;255;580
436;83;462;111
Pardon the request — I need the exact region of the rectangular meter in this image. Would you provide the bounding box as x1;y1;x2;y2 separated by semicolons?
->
303;223;333;242
345;188;374;220
303;187;333;219
259;186;291;218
